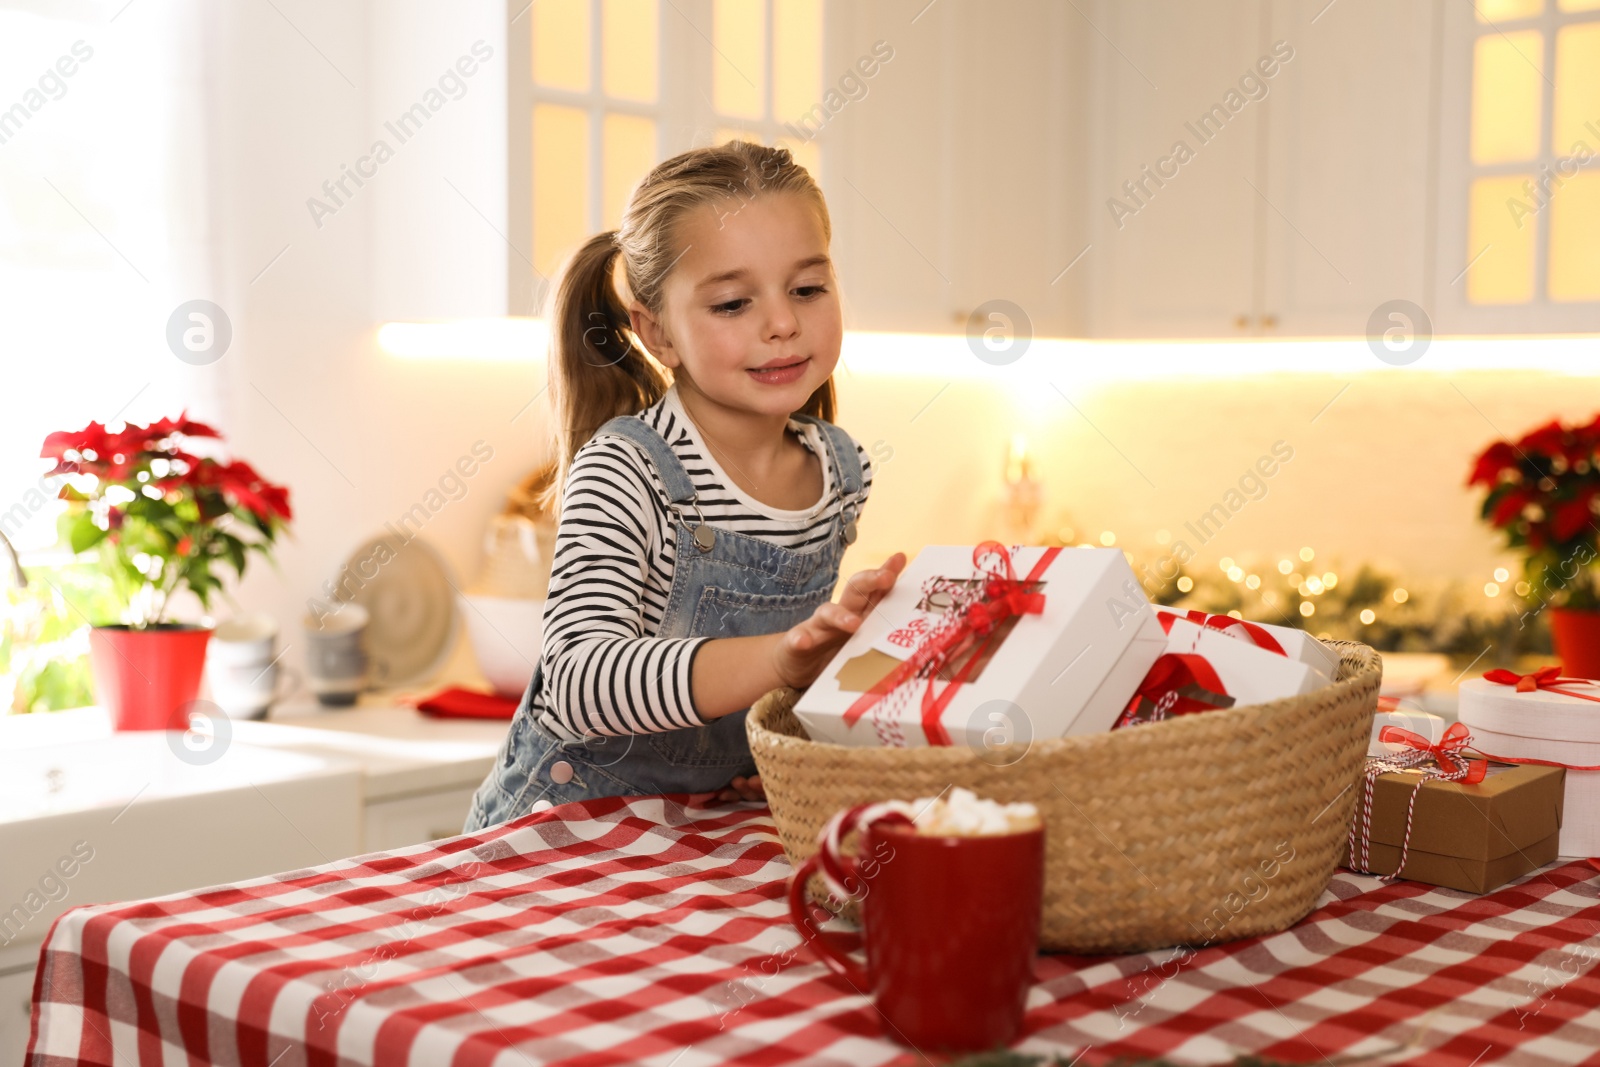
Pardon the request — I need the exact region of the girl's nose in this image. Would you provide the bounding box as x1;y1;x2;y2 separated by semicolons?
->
765;299;800;341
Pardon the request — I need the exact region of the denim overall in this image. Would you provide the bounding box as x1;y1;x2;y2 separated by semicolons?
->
464;411;865;831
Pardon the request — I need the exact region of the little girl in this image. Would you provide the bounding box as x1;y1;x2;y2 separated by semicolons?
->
465;141;906;830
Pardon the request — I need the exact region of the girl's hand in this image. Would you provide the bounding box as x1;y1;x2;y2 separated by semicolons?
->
715;774;766;803
770;552;908;691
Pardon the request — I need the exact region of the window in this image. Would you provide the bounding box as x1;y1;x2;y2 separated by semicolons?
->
1462;0;1600;307
529;0;662;279
708;0;823;177
512;0;824;309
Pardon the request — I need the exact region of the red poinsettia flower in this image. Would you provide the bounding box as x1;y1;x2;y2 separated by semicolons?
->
1516;419;1567;459
39;412;293;627
1553;487;1600;542
1489;487;1533;529
41;420;115;464
1467;441;1520;488
143;413;223;445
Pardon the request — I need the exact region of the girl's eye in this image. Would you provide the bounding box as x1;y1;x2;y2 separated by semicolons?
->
793;285;828;299
710;298;748;315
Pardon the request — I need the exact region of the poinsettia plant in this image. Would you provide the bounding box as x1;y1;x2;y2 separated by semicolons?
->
41;414;292;627
1468;413;1600;610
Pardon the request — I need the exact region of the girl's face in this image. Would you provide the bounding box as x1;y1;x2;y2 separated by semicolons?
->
635;191;841;418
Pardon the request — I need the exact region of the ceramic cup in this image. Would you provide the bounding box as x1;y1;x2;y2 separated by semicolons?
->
207;613;297;719
207;658;298;720
788;814;1045;1052
302;603;371;707
211;612;278;668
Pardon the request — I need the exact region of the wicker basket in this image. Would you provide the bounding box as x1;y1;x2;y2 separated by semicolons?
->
748;640;1381;954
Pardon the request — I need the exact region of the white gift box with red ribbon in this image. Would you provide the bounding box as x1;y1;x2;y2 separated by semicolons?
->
792;543;1168;750
1119;612;1329;726
1153;606;1340;684
1457;666;1600;858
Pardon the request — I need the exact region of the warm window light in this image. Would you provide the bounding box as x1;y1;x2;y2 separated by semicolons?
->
377;319;550;361
377;320;1600;376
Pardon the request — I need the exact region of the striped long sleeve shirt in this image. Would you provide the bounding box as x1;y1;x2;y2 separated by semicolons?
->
531;384;875;741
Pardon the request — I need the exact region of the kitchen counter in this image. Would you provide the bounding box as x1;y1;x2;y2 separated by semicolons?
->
0;696;512;1064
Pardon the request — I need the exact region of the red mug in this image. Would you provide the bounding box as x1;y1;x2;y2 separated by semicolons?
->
787;807;1045;1052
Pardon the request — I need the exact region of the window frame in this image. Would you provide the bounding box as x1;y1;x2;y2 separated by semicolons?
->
1436;0;1600;333
507;0;826;315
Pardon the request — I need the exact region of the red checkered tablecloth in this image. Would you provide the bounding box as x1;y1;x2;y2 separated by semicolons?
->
26;795;1600;1066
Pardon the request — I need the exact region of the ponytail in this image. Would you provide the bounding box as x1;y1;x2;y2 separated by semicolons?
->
539;230;670;516
539;140;839;518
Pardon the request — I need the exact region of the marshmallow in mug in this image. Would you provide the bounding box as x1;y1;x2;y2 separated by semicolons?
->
886;787;1041;837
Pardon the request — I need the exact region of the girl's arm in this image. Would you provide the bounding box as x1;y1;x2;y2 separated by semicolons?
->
538;439;717;738
689;554;906;719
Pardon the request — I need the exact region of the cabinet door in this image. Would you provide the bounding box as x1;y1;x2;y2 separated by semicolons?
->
1088;0;1270;338
944;0;1087;339
0;964;34;1067
1257;0;1436;337
363;788;480;852
825;1;959;334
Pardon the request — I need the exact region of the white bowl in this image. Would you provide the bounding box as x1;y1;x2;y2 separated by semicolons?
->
459;594;544;697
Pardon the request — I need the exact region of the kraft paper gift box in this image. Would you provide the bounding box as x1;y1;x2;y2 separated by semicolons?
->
1458;667;1600;859
1343;761;1565;894
1369;702;1447;757
1117;611;1329;727
791;544;1168;749
1153;605;1340;683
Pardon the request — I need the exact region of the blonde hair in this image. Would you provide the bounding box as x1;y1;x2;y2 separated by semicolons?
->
538;140;836;516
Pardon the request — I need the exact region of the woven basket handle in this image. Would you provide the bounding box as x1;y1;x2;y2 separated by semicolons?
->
787;854;868;987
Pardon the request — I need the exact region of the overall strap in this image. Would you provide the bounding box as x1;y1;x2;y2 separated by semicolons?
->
592;414;698;505
793;414;864;498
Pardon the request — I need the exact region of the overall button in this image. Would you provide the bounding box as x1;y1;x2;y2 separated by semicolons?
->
549;760;574;784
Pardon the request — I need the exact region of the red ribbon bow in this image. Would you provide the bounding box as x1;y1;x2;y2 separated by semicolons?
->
841;542;1059;745
1483;666;1600;703
1119;652;1232;726
1158;607;1287;657
1376;721;1488;783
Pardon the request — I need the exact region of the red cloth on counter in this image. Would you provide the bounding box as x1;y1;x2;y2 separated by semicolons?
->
412;686;519;719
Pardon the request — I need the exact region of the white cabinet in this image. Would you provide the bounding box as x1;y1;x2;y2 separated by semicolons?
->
1087;0;1269;339
363;787;480;852
0;961;33;1067
1259;0;1437;337
825;0;1090;338
1087;0;1438;338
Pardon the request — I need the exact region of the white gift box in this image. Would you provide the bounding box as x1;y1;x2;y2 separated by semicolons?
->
1458;674;1600;858
1121;613;1326;723
1369;705;1447;757
1154;606;1340;683
792;545;1168;749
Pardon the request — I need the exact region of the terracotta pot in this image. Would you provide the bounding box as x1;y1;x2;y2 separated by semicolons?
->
1549;608;1600;680
88;625;213;731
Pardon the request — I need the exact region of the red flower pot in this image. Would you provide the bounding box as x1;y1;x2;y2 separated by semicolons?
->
88;625;212;731
1549;608;1600;681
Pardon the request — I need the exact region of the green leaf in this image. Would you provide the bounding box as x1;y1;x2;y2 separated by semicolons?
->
69;515;107;555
